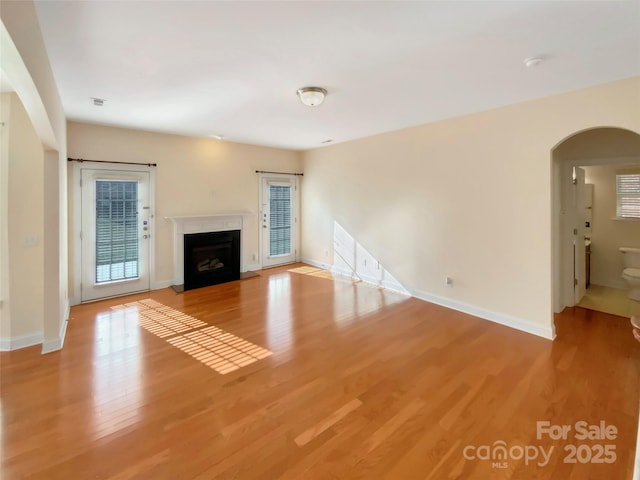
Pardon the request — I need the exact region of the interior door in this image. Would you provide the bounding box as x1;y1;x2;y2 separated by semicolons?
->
573;167;586;303
261;175;298;268
81;169;150;302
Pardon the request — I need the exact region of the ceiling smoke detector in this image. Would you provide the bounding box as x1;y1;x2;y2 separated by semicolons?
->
91;97;105;106
297;87;327;107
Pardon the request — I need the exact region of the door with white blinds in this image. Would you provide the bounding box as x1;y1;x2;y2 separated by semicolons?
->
261;175;299;267
81;169;150;302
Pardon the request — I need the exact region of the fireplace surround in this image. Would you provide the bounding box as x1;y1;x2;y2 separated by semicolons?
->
167;214;249;290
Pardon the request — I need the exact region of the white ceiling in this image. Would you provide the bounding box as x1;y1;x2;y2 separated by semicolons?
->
34;1;640;151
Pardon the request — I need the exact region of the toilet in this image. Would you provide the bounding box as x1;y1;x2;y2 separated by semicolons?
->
620;247;640;301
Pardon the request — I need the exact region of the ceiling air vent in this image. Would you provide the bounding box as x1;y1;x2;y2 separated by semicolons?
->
91;97;105;107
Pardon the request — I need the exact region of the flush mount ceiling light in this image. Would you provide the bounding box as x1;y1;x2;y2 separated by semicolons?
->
297;87;327;107
523;56;544;68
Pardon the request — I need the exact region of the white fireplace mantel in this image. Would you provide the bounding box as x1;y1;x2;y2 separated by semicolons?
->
167;213;252;286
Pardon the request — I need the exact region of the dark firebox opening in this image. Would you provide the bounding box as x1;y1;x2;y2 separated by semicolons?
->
184;230;240;291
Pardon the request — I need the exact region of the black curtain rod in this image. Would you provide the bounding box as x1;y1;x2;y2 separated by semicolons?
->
255;170;303;176
68;158;157;167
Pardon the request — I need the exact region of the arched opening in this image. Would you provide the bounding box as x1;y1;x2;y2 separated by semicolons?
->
551;127;640;320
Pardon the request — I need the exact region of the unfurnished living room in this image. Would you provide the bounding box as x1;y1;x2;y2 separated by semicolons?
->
1;1;640;479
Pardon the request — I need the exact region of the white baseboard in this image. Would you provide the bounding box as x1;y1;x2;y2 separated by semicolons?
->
0;332;43;351
331;264;357;279
42;321;67;354
300;257;333;270
634;410;640;480
326;264;410;295
354;271;410;295
301;256;554;340
244;263;261;272
42;301;71;354
408;287;555;340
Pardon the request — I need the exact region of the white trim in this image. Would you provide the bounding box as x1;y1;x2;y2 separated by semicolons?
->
552;154;640;315
331;264;357;279
300;257;332;271
634;407;640;480
300;259;554;340
408;287;555;340
0;332;43;351
42;318;68;354
71;162;157;303
329;264;410;295
378;275;409;295
245;263;261;272
0;24;58;149
41;302;70;354
258;173;300;268
612;217;640;222
166;213;250;285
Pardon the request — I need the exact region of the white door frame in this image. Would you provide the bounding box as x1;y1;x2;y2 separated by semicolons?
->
258;173;300;268
572;166;587;304
552;154;640;314
70;162;156;305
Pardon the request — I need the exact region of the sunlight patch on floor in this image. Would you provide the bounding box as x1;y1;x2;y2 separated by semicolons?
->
288;265;397;290
112;298;208;338
288;265;337;280
110;299;272;374
168;326;272;374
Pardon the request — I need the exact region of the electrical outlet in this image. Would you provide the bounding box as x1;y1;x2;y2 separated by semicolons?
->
252;253;257;261
445;276;453;287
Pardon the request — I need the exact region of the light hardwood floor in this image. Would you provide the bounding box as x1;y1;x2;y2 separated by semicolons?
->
2;264;639;479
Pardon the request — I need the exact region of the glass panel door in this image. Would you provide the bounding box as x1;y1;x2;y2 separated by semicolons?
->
95;180;139;283
261;176;298;267
81;169;150;301
269;184;292;257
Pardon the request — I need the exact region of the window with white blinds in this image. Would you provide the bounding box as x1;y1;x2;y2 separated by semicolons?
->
269;185;291;256
616;173;640;219
95;180;139;283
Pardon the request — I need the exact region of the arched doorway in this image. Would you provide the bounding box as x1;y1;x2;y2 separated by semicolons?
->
552;127;640;316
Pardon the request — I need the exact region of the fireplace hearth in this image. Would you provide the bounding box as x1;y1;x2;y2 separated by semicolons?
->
184;230;240;291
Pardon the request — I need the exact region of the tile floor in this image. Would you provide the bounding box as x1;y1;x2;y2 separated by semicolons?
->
577;284;640;318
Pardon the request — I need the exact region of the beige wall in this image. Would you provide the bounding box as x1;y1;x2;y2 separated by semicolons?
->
0;94;10;338
2;93;45;339
2;0;69;351
584;164;640;289
301;77;640;337
67;122;302;294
